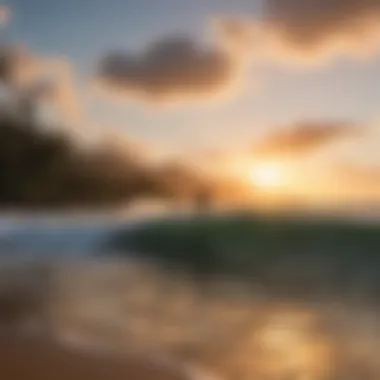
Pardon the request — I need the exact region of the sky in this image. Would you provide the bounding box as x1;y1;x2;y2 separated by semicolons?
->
2;0;380;202
6;0;264;151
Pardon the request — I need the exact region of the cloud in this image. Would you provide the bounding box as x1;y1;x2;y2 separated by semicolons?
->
94;1;380;104
262;0;380;62
95;22;253;104
252;121;360;158
0;5;11;27
0;44;84;126
216;1;380;65
38;58;84;125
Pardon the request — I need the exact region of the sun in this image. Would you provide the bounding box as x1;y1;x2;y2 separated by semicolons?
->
249;161;285;189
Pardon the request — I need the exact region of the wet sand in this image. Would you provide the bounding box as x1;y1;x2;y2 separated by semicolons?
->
0;333;193;380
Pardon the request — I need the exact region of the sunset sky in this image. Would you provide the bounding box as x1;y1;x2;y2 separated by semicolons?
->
2;0;380;202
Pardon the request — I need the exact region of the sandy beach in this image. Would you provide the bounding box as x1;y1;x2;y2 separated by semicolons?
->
0;332;195;380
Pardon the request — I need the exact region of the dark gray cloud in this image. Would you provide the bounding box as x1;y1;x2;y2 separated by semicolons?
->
263;0;380;60
95;28;250;103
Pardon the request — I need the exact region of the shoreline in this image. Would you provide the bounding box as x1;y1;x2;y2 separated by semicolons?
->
0;331;216;380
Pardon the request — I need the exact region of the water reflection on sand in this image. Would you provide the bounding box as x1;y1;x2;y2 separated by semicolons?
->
0;256;380;379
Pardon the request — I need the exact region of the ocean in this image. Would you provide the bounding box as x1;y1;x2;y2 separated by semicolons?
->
1;210;380;379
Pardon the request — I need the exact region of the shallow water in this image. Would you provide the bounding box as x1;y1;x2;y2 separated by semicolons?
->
1;253;380;380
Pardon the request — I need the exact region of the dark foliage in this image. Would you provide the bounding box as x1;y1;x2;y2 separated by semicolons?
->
105;212;380;289
0;115;163;209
